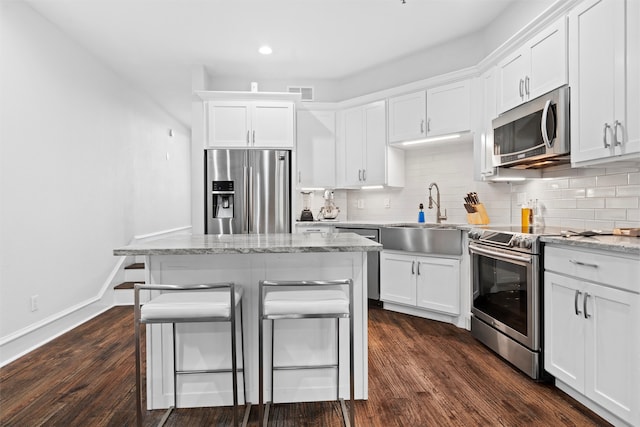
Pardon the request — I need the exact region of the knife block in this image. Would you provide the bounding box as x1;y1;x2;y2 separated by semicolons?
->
467;203;490;225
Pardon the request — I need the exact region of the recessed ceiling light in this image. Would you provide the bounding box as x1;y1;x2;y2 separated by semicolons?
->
258;45;272;55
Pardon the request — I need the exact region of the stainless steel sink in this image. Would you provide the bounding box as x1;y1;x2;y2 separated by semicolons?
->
381;224;462;255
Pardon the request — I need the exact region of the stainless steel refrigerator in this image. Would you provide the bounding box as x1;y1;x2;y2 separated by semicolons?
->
205;149;291;234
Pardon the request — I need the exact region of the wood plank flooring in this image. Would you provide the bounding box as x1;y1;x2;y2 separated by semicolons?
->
0;305;609;426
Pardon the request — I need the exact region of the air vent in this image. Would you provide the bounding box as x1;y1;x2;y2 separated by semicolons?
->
287;86;314;101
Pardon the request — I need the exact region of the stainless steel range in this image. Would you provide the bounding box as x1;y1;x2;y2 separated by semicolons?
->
468;226;562;380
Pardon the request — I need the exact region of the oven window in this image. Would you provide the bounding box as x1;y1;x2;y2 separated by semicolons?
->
474;255;528;335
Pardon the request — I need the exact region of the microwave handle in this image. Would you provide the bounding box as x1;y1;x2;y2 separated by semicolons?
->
541;99;553;149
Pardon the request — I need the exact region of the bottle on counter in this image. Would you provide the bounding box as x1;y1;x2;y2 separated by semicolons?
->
418;203;425;223
521;200;533;231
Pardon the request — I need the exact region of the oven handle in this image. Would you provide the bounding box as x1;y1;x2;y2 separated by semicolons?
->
469;244;532;263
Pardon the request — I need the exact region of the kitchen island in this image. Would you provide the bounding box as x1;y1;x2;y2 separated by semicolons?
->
114;232;381;409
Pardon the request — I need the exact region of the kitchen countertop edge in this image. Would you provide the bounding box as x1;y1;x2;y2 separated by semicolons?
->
540;235;640;256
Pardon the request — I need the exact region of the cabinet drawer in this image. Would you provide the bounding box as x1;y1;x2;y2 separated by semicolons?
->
545;246;639;293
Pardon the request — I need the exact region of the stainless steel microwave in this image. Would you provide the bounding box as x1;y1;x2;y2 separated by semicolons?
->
492;85;570;169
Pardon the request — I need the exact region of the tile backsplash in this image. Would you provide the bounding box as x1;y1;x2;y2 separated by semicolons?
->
345;140;640;230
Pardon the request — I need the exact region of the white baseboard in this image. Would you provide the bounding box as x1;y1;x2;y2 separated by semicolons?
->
0;225;192;367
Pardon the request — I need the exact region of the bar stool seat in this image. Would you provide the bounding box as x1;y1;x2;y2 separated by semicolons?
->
263;289;349;316
134;283;249;427
141;290;243;320
259;279;354;427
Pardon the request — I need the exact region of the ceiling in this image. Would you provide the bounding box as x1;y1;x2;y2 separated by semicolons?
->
23;0;542;126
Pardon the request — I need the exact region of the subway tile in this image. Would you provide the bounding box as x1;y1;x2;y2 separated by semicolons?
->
605;197;639;209
586;187;616;198
569;176;597;188
626;209;640;222
629;173;640;185
577;198;605;209
594;209;627;220
561;188;586;198
596;173;628;186
616;185;640;197
584;220;615;231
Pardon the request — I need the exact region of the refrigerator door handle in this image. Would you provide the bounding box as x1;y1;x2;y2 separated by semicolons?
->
244;165;250;233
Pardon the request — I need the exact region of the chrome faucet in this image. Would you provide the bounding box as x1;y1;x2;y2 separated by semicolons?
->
428;182;447;223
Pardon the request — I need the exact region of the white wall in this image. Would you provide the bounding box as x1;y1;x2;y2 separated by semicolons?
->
0;2;190;361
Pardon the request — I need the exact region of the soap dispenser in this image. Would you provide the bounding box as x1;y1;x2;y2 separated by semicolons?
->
418;203;425;223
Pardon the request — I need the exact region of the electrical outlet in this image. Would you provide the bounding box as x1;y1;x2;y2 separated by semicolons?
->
30;295;38;312
384;198;390;208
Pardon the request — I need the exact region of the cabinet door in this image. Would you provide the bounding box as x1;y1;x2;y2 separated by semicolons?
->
426;80;470;137
206;101;251;147
296;110;336;188
527;16;567;100
585;283;639;423
388;91;426;143
251;102;294;148
342;107;364;187
380;252;416;306
569;0;621;163
415;257;460;315
362;101;386;185
623;0;640;157
478;69;497;178
498;49;528;113
544;272;586;391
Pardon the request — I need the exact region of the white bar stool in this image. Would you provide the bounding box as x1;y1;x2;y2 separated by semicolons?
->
134;282;250;427
258;279;354;427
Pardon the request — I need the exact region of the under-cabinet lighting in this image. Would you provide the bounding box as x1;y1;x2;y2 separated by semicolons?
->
300;188;325;191
258;45;273;55
401;134;461;146
487;176;527;182
361;185;384;190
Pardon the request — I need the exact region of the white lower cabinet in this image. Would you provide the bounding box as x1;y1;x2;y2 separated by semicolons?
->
544;245;640;426
380;251;460;316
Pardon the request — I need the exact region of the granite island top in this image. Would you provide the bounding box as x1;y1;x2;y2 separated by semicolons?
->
113;232;382;256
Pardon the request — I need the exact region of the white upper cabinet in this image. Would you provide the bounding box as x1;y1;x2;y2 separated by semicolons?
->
205;100;294;148
338;100;404;188
475;68;497;180
426;79;471;137
497;16;567;113
569;0;640;165
388;91;427;143
296;109;336;189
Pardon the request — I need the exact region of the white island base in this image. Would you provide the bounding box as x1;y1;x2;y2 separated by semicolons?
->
142;251;368;410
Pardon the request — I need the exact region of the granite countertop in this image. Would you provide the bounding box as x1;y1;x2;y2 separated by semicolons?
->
541;234;640;256
113;232;382;256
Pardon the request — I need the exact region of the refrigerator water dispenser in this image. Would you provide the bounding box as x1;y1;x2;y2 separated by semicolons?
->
212;181;234;219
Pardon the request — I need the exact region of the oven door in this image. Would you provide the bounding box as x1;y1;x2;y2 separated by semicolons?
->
469;243;539;351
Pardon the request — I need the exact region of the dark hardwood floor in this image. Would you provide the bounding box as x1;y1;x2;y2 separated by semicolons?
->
0;305;609;426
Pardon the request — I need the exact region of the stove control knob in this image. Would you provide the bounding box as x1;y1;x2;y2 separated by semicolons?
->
521;238;533;249
511;236;521;248
468;230;481;240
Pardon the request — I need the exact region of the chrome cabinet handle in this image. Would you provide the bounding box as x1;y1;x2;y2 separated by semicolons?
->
583;292;591;319
519;79;524;98
420;119;425;134
246;130;250;145
613;120;623;146
411;260;415;275
362;169;366;181
603;123;612;148
416;261;421;275
427;118;431;132
252;130;256;145
541;99;553;149
358;169;362;181
525;76;530;96
569;259;599;268
574;290;582;316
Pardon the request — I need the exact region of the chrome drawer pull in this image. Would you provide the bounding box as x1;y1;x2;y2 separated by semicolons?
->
569;259;599;268
574;290;582;316
411;260;415;275
603;123;612;148
583;292;591;319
